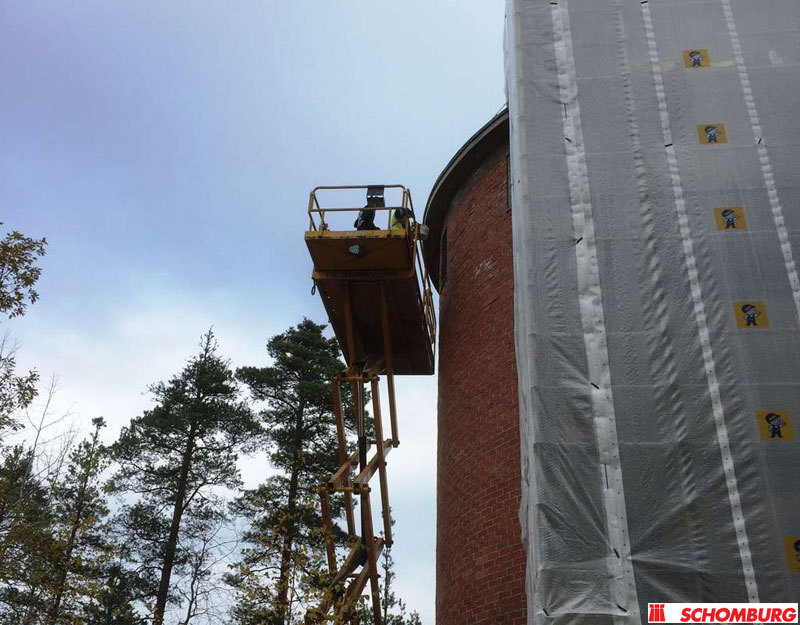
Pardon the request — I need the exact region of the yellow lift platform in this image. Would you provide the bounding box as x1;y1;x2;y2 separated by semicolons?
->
304;185;436;625
305;185;435;375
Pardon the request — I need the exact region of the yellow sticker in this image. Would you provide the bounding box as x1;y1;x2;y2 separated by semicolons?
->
697;123;728;145
684;49;710;68
756;410;795;441
714;207;746;231
783;536;800;572
733;301;768;328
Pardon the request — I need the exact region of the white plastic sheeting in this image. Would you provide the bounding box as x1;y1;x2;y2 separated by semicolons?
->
506;0;800;622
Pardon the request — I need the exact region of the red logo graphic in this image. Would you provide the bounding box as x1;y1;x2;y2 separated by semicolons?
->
646;603;798;623
650;604;666;623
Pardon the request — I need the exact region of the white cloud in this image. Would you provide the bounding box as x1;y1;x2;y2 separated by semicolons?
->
9;288;275;442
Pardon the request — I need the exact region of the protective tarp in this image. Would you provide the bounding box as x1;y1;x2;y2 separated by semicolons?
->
505;1;800;623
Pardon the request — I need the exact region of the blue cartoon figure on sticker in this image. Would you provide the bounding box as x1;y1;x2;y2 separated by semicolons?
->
689;50;704;67
765;412;787;439
741;303;761;327
704;125;720;143
721;209;738;229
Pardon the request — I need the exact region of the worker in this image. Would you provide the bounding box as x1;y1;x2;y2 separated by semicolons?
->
389;206;412;231
354;202;379;231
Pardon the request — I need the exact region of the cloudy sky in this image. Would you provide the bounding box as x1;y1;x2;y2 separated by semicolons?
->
1;2;505;621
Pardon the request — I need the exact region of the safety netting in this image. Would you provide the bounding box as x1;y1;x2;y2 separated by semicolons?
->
505;0;800;622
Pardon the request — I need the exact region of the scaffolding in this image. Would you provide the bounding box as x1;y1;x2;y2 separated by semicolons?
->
303;185;436;624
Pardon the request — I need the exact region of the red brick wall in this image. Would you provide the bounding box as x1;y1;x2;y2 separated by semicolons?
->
436;149;527;625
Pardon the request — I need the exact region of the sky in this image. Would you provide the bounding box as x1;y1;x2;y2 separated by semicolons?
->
0;2;506;622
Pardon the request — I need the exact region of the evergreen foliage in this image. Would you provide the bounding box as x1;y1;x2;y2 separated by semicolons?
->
0;318;425;624
227;318;353;625
0;446;57;624
110;330;259;625
45;417;110;624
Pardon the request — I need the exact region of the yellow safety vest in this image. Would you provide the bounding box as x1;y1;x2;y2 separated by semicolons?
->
389;211;409;231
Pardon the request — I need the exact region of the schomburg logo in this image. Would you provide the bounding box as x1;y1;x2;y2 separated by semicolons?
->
649;604;666;623
647;603;798;624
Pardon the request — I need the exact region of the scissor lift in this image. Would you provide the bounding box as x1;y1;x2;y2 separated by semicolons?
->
304;185;436;625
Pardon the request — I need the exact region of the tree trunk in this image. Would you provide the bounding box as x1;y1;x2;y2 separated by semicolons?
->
153;426;196;625
274;399;304;625
45;498;84;625
46;449;95;625
46;424;103;625
274;462;300;625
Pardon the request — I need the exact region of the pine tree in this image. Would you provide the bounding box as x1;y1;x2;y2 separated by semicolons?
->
110;330;259;625
92;512;162;624
0;446;57;624
227;318;354;625
45;417;110;625
82;562;145;625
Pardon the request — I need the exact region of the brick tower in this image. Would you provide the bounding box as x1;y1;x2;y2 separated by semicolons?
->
423;109;526;625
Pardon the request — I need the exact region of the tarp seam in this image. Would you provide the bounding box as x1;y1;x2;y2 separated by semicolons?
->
638;0;759;602
551;2;641;621
612;0;708;578
718;0;800;324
